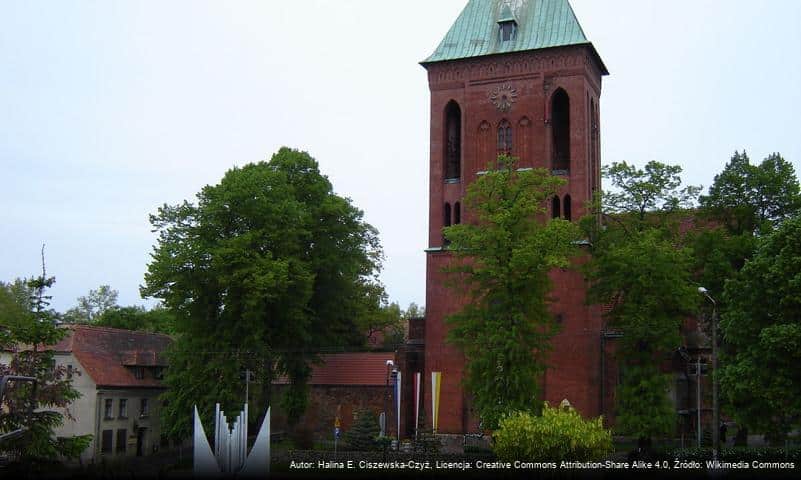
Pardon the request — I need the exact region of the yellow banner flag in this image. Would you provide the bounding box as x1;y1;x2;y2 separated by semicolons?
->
431;371;442;433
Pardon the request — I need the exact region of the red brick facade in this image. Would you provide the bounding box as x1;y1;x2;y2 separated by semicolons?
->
421;44;609;434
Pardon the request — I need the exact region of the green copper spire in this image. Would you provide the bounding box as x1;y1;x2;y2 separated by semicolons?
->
422;0;606;73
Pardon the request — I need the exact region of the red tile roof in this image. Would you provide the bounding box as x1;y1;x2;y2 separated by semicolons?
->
50;325;172;388
275;352;396;386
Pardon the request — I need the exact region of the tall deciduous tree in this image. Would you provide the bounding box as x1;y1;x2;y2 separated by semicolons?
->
602;161;700;225
587;229;697;441
699;151;801;235
141;147;384;440
585;160;699;446
719;215;801;443
62;285;119;324
443;155;580;429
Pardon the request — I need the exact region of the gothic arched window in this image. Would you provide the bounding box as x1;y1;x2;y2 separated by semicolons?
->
563;194;572;221
551;89;570;172
454;202;461;225
497;120;512;155
552;196;561;219
444;101;462;180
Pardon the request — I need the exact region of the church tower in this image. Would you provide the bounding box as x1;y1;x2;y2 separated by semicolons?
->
420;0;608;434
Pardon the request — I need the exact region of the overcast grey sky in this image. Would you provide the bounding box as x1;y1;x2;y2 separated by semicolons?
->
2;0;800;313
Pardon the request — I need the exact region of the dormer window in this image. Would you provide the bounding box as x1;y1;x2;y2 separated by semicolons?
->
499;21;516;42
498;4;517;42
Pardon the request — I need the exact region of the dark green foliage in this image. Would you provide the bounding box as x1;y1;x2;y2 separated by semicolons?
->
719;215;801;442
493;403;613;462
603;160;700;225
0;268;92;465
93;305;176;334
141;148;384;441
443;155;581;429
587;229;698;439
344;409;380;451
586;161;699;441
699;151;801;235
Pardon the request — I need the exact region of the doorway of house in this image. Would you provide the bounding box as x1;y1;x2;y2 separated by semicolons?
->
136;428;146;456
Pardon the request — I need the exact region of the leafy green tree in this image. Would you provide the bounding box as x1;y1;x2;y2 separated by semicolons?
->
699;151;801;235
719;215;801;443
602;160;700;225
443;155;581;429
94;304;176;334
585;160;699;446
141;147;384;440
692;151;799;388
0;266;91;466
62;285;119;324
587;229;697;441
403;302;424;320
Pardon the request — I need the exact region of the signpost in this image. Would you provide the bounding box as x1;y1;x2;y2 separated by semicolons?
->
334;416;341;456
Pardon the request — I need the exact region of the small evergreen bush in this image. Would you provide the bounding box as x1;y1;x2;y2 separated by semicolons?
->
344;409;380;451
493;402;613;462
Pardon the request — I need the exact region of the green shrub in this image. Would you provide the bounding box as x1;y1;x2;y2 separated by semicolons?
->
493;402;613;462
344;409;380;451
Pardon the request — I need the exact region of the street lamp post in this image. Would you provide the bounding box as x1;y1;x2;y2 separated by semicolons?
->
698;287;719;460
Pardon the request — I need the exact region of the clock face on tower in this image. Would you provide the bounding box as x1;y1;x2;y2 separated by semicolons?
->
489;84;517;112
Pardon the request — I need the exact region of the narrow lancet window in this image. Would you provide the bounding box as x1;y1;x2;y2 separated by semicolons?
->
454;202;461;225
564;194;572;221
444;101;462;180
497;120;512;155
552;196;561;219
551;89;570;172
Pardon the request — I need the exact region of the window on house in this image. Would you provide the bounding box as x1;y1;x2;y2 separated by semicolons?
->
154;367;164;380
134;367;144;380
101;429;113;454
66;365;73;379
444;101;462;180
116;429;127;454
497;120;512;155
104;399;114;419
564;194;572;221
119;399;128;419
552;196;561;219
551;89;571;172
454;202;461;225
140;398;149;417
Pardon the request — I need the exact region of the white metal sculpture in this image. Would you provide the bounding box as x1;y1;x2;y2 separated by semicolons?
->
193;403;270;476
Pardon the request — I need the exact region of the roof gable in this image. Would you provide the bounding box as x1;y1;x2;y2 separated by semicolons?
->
423;0;597;66
53;325;172;388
